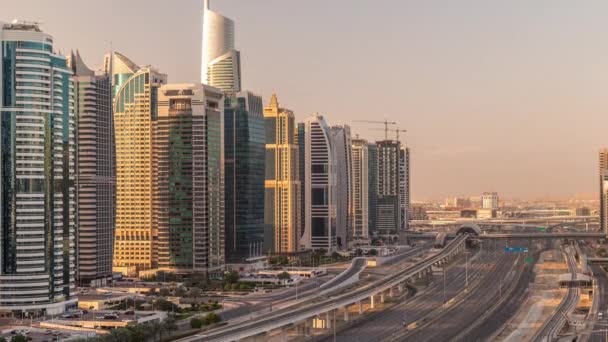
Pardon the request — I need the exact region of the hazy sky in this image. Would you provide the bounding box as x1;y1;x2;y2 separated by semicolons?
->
4;0;608;200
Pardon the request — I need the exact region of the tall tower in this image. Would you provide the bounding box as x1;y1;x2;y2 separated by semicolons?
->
376;140;401;235
330;125;353;249
0;21;77;315
156;84;225;274
224;91;265;262
351;139;369;239
202;0;241;95
264;94;301;254
112;53;167;275
303;114;337;253
68;51;115;286
399;147;410;230
600;149;608;237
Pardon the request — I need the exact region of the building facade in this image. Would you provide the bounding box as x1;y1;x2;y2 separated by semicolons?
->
330;125;353;249
201;0;241;96
481;192;499;210
224;91;265;262
600;149;608;237
302;114;337;252
376;140;401;235
351;139;369;239
264;94;301;253
0;22;77;315
367;143;378;235
156;84;225;274
68;51;115;286
111;53;167;274
399;147;410;230
296;122;306;245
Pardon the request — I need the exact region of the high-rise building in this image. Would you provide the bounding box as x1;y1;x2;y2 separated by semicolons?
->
156;83;225;274
376;140;401;235
302;114;337;252
0;21;77;315
351;138;369;239
296;122;306;243
600;149;608;237
264;94;301;253
224;91;265;262
399;147;410;230
481;192;499;210
111;53;167;274
201;0;241;96
68;51;115;286
331;125;353;249
367;144;378;235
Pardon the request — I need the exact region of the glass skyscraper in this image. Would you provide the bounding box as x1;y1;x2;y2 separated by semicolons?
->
0;22;77;315
156;83;225;274
367;144;378;235
68;51;115;286
224;91;265;262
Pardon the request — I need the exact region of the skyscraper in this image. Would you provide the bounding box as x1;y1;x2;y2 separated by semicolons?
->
376;140;401;235
0;21;77;315
600;149;608;237
201;0;241;96
399;147;410;230
224;91;265;262
367;143;378;235
303;114;337;252
156;84;225;274
352;138;369;239
264;94;301;253
68;51;115;286
331;125;353;249
297;122;306;244
112;53;167;274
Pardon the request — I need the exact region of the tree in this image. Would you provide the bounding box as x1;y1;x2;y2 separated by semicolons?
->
190;317;203;329
368;249;378;256
10;335;27;342
188;287;202;298
202;312;221;326
277;271;291;281
224;271;240;284
0;337;6;342
331;252;341;260
597;248;607;258
159;288;170;297
159;317;177;341
355;248;363;257
174;286;187;297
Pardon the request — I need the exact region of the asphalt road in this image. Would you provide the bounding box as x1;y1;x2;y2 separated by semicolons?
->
588;264;608;342
398;251;520;342
319;247;493;342
532;246;579;342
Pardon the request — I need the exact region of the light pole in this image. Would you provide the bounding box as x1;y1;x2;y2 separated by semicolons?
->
443;265;447;306
465;251;469;292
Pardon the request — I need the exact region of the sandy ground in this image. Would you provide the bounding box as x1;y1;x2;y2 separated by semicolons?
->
499;250;567;342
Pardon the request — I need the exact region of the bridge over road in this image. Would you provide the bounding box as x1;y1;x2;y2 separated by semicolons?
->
177;235;469;342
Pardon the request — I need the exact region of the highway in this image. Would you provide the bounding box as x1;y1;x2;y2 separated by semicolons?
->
587;264;608;342
176;235;468;342
320;247;493;342
218;246;427;322
393;249;521;341
451;248;539;341
532;245;579;342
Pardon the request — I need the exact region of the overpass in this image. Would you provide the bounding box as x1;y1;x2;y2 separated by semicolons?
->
178;235;469;342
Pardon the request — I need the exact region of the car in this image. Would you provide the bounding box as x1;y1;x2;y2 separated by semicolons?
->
104;314;118;320
125;310;135;315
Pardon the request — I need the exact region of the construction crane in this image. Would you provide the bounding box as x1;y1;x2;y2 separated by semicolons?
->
369;127;408;142
352;120;396;140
